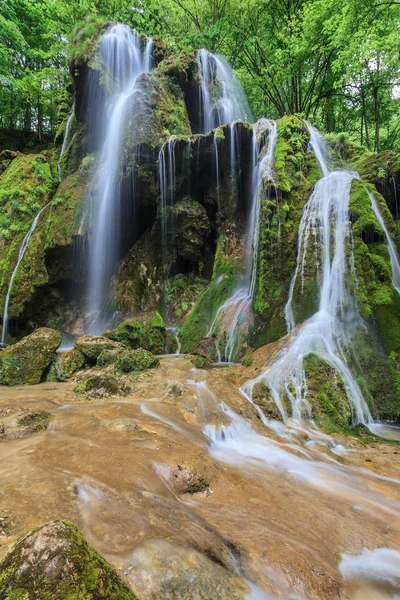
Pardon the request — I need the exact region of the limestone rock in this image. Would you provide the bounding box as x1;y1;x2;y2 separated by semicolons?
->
56;348;86;378
74;373;121;398
0;327;61;385
0;520;138;599
115;348;160;374
74;334;125;360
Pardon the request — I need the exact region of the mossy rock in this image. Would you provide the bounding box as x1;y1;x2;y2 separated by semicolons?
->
304;354;352;431
56;348;87;379
74;373;120;398
0;328;61;386
104;313;166;354
0;520;138;599
74;335;125;361
115;348;159;375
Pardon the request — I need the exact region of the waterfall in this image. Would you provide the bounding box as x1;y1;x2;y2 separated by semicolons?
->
196;49;252;133
367;189;400;293
1;202;52;345
57;106;75;182
86;25;153;333
243;124;372;425
213;131;220;209
207;121;277;362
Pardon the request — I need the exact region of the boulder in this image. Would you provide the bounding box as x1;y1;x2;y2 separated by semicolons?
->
0;328;61;385
0;520;138;599
74;373;121;398
74;334;125;360
104;312;166;355
56;348;86;378
115;348;160;374
192;336;218;366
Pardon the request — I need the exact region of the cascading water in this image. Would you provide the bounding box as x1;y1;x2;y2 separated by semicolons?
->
1;202;51;345
207;121;278;362
57;106;75;182
367;189;400;293
86;25;153;332
243;124;373;425
196;49;252;134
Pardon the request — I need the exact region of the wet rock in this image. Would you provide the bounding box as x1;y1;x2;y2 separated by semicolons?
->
172;464;210;495
0;407;51;441
115;348;160;374
56;348;87;378
191;336;218;367
174;198;211;264
0;327;61;385
0;520;138;599
124;540;249;600
97;348;122;368
74;373;121;398
101;419;143;433
163;380;186;399
74;334;125;360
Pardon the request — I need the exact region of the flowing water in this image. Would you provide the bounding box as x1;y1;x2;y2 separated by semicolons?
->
86;25;153;332
207;121;277;362
196;49;252;133
367;189;400;293
243;124;372;425
1;202;52;345
57;106;75;182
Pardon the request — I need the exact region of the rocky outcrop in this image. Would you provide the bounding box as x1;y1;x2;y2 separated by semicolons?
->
56;348;87;378
74;334;125;360
103;312;166;354
0;327;61;385
0;520;138;599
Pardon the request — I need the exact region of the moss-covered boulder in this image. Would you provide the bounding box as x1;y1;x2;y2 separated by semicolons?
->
0;520;138;599
104;312;166;354
0;328;61;385
74;334;125;360
56;348;86;379
115;348;160;374
74;373;121;398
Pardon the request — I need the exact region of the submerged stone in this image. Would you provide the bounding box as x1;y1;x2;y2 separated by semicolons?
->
0;520;138;599
0;328;61;385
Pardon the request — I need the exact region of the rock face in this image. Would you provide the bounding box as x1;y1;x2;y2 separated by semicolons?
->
0;520;138;599
0;328;61;385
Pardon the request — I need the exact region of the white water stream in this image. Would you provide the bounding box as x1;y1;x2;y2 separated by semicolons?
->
196;49;252;134
1;202;51;345
207;121;278;362
86;25;153;332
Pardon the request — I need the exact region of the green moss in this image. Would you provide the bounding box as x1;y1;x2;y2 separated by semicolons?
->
74;374;120;397
252;116;316;343
57;349;87;378
179;235;243;353
0;155;55;318
0;520;138;599
115;348;159;375
0;328;61;386
44;363;58;382
303;354;352;430
68;16;106;67
97;350;116;368
150;311;165;329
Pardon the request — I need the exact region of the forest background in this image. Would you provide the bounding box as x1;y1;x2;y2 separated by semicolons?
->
0;0;399;151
